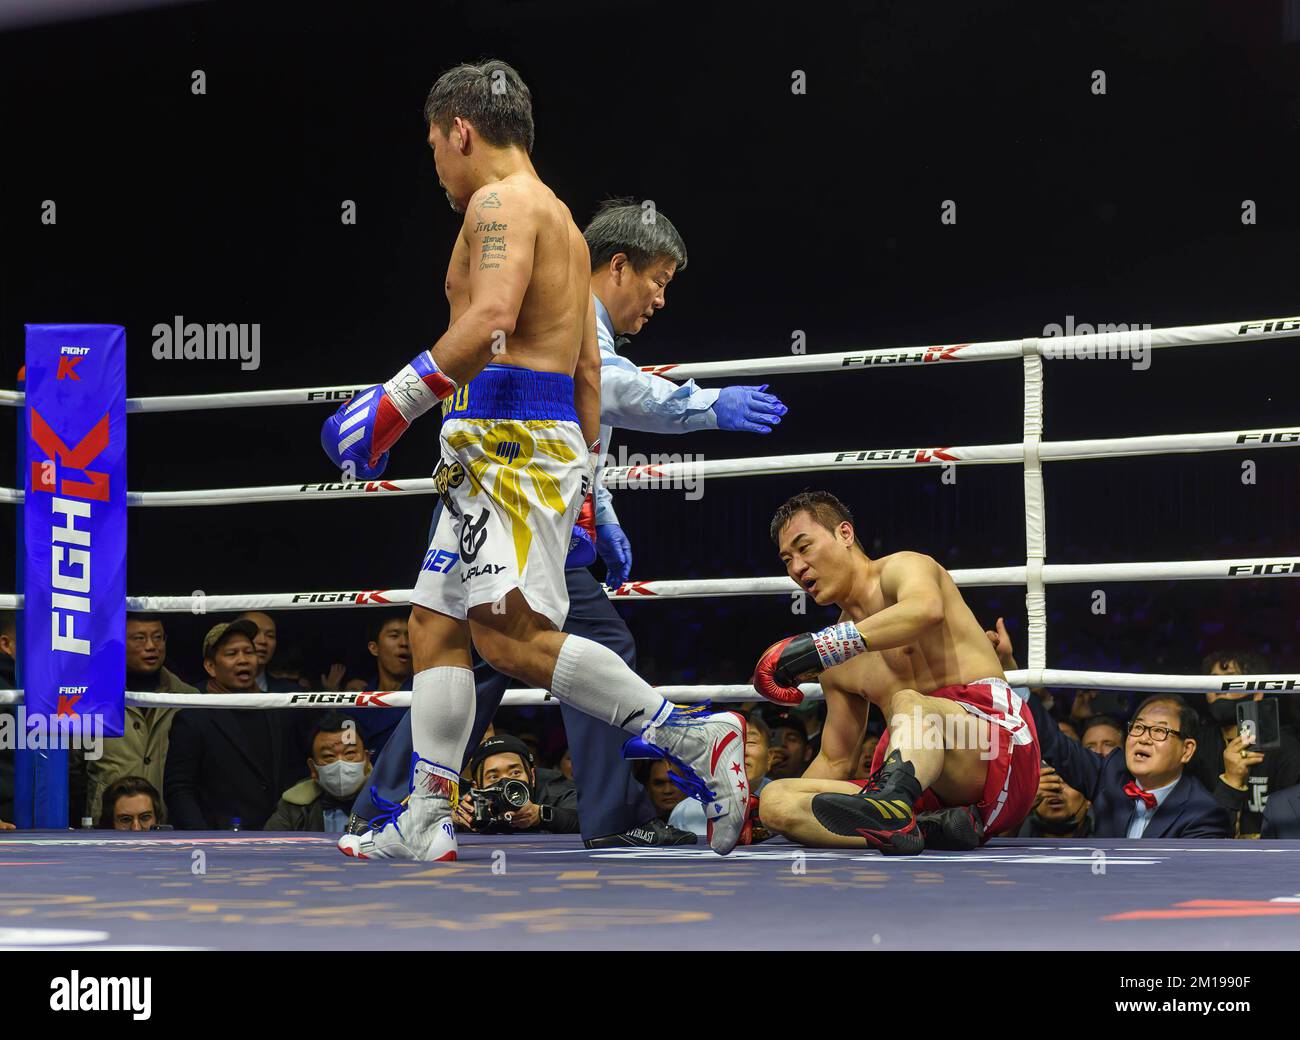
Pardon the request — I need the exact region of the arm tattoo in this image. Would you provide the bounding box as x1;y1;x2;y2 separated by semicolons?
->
473;193;508;270
477;224;508;270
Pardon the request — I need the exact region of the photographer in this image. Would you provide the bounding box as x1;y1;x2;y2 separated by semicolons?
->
1016;764;1093;838
455;736;579;834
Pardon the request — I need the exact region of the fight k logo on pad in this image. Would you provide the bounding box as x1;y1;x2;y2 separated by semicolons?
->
29;409;112;501
24;324;128;751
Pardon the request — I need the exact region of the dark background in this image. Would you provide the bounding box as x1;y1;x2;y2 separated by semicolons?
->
3;0;1298;712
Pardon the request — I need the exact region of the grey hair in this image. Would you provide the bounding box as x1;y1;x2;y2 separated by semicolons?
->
423;60;534;153
583;198;688;273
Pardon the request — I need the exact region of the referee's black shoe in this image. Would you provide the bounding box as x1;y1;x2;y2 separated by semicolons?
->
584;818;698;848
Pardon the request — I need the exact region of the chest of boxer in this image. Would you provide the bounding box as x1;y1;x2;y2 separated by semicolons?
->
829;600;1003;701
831;649;998;702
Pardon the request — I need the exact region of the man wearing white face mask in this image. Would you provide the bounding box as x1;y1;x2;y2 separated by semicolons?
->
266;714;373;832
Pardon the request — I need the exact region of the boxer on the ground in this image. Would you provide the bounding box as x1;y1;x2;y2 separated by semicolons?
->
320;60;747;861
752;491;1040;854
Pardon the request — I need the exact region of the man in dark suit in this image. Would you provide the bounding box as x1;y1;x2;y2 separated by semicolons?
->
1027;692;1230;839
1262;783;1300;838
165;620;307;830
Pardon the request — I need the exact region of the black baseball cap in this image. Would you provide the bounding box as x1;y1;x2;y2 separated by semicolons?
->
470;735;535;780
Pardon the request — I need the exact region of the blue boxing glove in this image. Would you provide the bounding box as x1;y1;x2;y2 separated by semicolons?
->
321;350;458;479
566;504;597;569
321;389;390;479
713;384;787;434
597;523;633;589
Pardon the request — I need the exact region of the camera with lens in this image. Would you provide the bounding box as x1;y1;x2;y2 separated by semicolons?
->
470;778;533;833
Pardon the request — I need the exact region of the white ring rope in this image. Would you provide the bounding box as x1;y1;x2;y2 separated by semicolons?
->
0;556;1295;614
4;424;1295;506
0;555;1292;614
2;314;1296;413
2;670;1298;709
5;313;1297;715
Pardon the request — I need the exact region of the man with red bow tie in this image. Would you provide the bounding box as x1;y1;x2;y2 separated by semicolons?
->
1025;694;1231;839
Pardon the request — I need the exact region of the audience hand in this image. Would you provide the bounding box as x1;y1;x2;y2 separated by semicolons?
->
1221;730;1265;790
1069;690;1096;722
320;663;346;692
984;617;1017;670
1034;765;1063;810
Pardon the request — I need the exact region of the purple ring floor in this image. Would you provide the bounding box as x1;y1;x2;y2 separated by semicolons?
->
2;831;1298;950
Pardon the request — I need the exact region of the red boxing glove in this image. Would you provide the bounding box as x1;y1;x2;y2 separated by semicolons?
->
751;635;813;705
752;622;869;705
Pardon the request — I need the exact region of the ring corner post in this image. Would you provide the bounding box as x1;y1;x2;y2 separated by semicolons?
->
21;323;128;830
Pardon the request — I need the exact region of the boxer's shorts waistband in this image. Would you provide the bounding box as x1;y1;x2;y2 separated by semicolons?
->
441;363;578;422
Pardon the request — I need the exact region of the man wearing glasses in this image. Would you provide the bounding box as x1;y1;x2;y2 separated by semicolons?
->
1026;694;1230;838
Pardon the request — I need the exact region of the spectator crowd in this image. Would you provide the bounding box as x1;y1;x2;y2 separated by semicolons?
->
2;607;1300;842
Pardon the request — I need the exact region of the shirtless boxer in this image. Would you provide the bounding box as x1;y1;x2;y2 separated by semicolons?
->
319;61;747;861
752;491;1040;854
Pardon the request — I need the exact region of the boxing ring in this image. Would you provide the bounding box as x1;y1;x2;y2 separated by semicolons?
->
3;314;1300;950
1;834;1299;950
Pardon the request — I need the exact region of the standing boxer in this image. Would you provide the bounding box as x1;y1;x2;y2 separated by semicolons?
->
348;199;788;848
321;61;749;860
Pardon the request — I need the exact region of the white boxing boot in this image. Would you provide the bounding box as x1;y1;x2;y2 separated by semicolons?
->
624;705;749;855
337;757;459;861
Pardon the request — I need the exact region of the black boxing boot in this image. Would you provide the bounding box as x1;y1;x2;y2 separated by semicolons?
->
811;749;925;855
917;805;986;851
